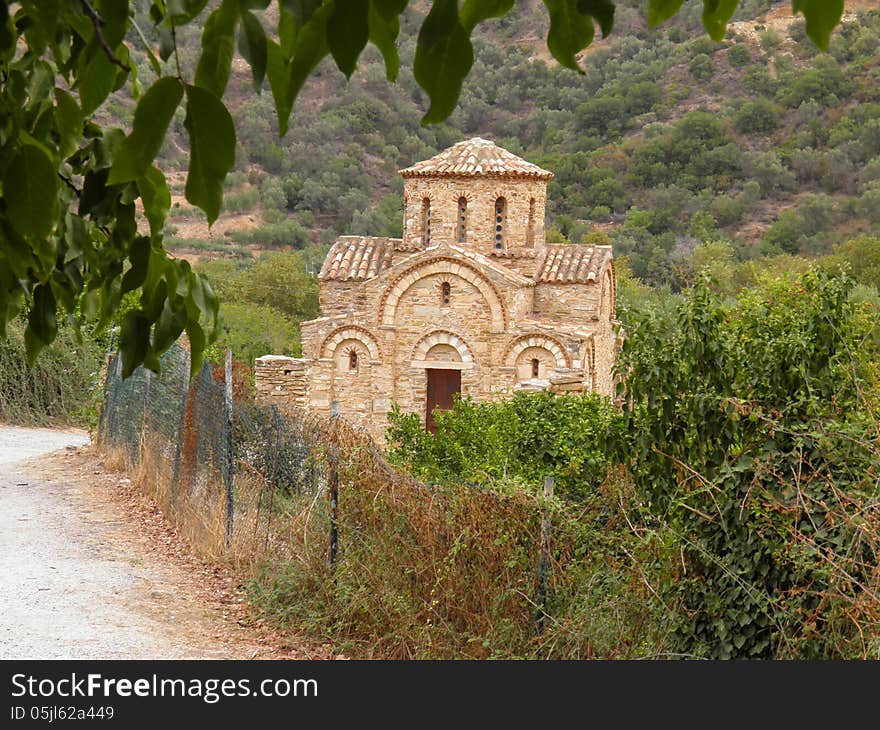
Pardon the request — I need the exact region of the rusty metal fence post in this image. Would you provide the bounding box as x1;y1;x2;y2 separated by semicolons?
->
534;475;554;635
329;400;339;570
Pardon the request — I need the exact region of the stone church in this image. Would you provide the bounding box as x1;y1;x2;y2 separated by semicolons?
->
255;138;618;444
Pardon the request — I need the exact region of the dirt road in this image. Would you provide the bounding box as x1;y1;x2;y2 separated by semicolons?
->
0;425;328;660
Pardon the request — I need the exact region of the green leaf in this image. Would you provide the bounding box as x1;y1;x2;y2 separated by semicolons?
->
154;298;188;355
166;0;210;25
791;0;844;52
119;309;151;378
266;39;292;135
460;0;514;33
158;26;175;62
183;84;236;225
542;0;595;72
280;0;323;26
96;0;128;48
78;49;117;116
23;0;59;55
4;145;58;240
138;166;172;238
26;283;57;360
413;0;474;124
283;5;331;135
581;0;615;38
647;0;686;27
132;18;163;76
328;0;369;78
108;77;183;185
702;0;738;41
368;1;401;81
0;2;13;58
54;89;82;159
194;0;239;98
238;10;268;92
186;320;206;377
121;236;152;295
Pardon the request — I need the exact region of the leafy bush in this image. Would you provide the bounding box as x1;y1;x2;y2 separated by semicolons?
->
689;53;715;81
619;271;879;658
734;98;782;135
386;391;624;501
726;44;752;67
228;219;311;248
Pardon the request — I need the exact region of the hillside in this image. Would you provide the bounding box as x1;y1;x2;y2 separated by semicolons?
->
108;1;880;284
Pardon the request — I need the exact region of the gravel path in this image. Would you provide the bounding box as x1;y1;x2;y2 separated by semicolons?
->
0;426;271;660
0;425;90;465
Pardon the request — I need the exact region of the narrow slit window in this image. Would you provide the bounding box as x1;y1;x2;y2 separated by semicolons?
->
421;198;431;246
349;350;358;371
494;197;506;249
441;281;451;306
526;197;536;247
457;197;468;243
531;358;540;378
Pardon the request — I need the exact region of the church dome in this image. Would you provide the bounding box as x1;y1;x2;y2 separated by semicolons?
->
399;137;553;181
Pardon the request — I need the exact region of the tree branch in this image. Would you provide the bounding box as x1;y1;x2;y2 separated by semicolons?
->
79;0;130;72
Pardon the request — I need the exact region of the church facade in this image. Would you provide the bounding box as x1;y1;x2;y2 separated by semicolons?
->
254;138;618;444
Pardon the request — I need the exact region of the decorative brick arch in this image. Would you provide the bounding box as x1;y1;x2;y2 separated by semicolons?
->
503;334;570;368
320;326;381;360
379;257;507;330
411;330;474;364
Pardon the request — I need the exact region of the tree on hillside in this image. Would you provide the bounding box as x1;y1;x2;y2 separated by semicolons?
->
0;1;845;376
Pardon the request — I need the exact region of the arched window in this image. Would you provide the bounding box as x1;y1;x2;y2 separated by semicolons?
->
457;197;468;243
348;350;358;371
526;197;536;247
531;358;540;378
421;198;431;246
441;281;451;306
494;197;506;249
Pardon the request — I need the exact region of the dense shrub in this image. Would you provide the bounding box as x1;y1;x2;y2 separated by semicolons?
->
386;391;624;501
734;98;782;135
619;271;879;658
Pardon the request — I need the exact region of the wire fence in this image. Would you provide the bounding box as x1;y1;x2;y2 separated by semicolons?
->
98;343;670;658
99;343;337;561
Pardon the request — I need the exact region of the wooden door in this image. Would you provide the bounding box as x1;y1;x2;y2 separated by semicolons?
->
425;369;461;433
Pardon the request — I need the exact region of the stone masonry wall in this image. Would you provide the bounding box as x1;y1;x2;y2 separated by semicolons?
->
402;176;548;256
254;355;309;407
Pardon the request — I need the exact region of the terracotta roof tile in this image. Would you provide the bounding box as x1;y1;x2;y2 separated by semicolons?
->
399;137;553;180
320;237;396;281
536;245;612;284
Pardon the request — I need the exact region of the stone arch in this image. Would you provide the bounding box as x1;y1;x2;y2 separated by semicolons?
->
320;326;381;361
379;257;507;330
601;263;616;320
503;334;570;369
411;330;474;364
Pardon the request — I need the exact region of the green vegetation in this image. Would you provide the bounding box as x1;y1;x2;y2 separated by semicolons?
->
385;267;880;658
197;252;320;366
0;318;106;428
8;0;840;378
387;391;623;500
156;6;880;304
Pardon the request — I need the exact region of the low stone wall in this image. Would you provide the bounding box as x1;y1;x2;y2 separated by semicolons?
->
254;355;309;407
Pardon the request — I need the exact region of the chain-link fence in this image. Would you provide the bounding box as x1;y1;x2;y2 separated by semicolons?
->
98;343;669;658
99;343;338;561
